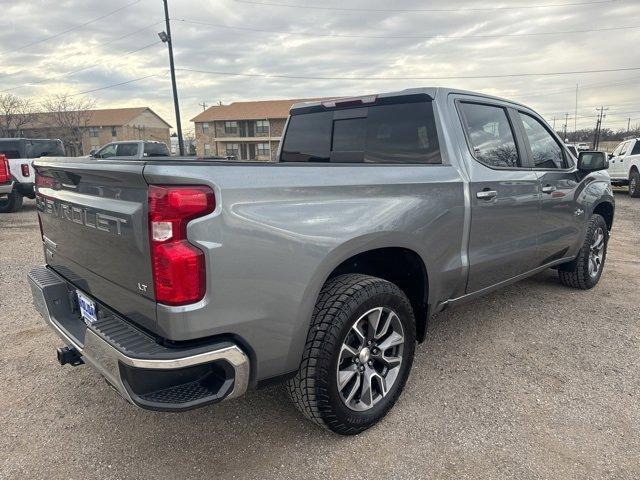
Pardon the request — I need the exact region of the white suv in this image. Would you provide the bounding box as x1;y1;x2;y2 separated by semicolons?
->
608;138;640;197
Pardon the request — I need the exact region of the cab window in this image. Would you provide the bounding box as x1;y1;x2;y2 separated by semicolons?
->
518;112;567;169
458;102;520;168
96;144;117;158
116;143;138;157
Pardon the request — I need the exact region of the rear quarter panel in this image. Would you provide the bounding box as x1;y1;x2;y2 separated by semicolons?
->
143;162;466;381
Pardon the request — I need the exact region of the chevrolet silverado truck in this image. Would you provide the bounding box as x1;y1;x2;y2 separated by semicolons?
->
607;137;640;197
28;88;614;435
0;138;65;212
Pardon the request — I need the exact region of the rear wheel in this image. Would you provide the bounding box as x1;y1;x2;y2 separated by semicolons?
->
629;169;640;198
558;214;608;289
0;192;23;213
287;274;416;435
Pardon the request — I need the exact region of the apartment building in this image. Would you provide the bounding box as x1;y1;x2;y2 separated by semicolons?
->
1;107;171;156
191;99;317;161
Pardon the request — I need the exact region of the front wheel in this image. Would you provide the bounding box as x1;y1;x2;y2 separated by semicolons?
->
558;214;608;289
629;170;640;198
287;274;416;435
0;192;23;213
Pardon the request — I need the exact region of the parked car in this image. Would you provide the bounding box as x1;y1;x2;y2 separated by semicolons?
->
565;143;579;158
607;138;640;197
28;88;614;435
0;138;64;213
576;142;590;151
89;140;170;159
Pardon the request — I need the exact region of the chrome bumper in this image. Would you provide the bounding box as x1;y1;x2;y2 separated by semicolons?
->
28;266;250;410
0;181;14;195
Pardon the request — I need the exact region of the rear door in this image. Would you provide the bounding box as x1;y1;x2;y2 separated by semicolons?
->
514;109;583;264
35;157;157;331
457;99;541;293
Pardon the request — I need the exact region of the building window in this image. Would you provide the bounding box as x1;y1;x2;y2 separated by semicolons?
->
111;126;117;137
204;144;211;156
89;127;99;138
225;143;239;158
202;122;209;134
225;121;238;135
257;142;270;157
256;120;269;136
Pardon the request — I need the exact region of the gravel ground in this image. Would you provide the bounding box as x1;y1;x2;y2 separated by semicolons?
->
1;194;638;480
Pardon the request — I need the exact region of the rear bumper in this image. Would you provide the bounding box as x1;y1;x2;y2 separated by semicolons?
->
27;265;250;411
0;181;13;195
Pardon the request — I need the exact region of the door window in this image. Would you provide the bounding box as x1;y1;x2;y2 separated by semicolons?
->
116;143;138;157
96;144;117;158
518;112;566;169
619;141;631;156
459;102;520;168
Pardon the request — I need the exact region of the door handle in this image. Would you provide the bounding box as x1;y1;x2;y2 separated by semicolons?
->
541;185;557;194
476;189;498;200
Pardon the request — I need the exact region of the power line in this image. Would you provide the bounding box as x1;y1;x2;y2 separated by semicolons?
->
0;41;162;93
174;18;640;40
232;0;616;13
0;0;143;56
0;20;164;80
176;65;640;81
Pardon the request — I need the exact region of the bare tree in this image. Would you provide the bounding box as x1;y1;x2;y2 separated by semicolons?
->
0;94;35;137
41;94;95;155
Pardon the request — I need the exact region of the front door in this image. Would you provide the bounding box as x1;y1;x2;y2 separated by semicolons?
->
458;100;542;293
608;140;629;180
514;110;583;264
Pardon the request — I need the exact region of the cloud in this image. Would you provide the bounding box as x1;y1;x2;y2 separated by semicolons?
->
0;0;639;131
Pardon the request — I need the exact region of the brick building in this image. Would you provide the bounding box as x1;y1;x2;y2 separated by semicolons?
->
2;107;171;156
191;99;317;161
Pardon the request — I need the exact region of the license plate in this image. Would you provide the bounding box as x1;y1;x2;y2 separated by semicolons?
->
77;290;97;325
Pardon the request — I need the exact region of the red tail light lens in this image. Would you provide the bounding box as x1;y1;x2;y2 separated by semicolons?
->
0;155;10;183
21;163;30;177
148;185;215;305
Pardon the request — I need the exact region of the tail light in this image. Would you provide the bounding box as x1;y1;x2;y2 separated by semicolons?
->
0;155;10;183
21;163;30;177
148;185;215;305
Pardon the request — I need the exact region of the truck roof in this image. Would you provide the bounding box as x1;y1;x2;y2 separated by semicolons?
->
290;87;529;114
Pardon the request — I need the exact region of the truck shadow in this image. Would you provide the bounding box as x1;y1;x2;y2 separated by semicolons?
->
65;268;580;477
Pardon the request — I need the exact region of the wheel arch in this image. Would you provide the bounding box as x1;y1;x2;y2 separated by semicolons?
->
592;200;614;231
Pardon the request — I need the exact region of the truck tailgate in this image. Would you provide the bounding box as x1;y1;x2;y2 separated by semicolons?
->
34;158;156;331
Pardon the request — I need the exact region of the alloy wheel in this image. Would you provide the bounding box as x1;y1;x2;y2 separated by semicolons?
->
336;307;405;411
589;226;605;278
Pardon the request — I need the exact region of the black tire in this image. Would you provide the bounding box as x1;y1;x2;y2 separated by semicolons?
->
0;192;23;213
629;169;640;198
558;214;608;289
287;274;416;435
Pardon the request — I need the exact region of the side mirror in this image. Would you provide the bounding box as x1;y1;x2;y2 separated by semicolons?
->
89;149;97;157
578;151;608;172
608;153;614;160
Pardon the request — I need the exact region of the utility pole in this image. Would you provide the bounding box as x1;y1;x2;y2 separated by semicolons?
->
159;0;184;156
593;107;608;150
574;84;578;133
552;116;557;131
563;112;570;141
199;101;208;111
628;117;631;136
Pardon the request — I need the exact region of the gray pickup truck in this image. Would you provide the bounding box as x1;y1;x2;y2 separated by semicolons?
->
28;88;614;435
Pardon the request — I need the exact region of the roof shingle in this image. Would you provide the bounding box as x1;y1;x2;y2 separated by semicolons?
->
190;98;322;122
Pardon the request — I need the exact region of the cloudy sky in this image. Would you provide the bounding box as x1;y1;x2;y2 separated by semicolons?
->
1;0;639;134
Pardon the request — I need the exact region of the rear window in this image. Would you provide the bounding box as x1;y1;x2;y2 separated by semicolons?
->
27;140;64;157
144;143;170;157
281;100;441;164
0;140;22;159
632;141;640;156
